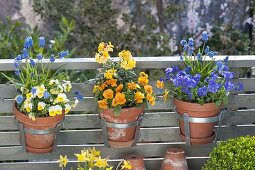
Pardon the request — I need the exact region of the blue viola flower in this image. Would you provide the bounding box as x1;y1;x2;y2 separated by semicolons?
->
16;55;22;61
186;78;197;88
24;36;33;49
31;87;37;94
180;40;187;46
75;91;84;101
43;91;50;99
37;53;43;60
224;81;234;92
194;73;201;82
188;37;194;46
38;36;45;48
208;81;220;93
201;31;208;42
198;86;207;97
15;69;20;76
50;54;55;62
222;71;234;80
59;51;69;58
16;95;23;104
22;48;29;59
30;58;36;66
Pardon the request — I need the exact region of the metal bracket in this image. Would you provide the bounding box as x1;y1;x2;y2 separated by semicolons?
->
16;119;64;153
174;107;225;145
100;112;145;147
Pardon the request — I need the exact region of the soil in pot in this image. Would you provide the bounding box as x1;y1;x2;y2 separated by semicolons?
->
123;154;146;170
174;98;221;144
14;105;64;154
161;148;188;170
100;107;144;148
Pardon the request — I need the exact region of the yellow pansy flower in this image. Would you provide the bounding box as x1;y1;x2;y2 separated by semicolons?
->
134;91;144;104
112;93;126;107
103;89;114;99
98;42;105;53
26;92;33;100
98;99;108;109
144;85;153;94
156;80;164;89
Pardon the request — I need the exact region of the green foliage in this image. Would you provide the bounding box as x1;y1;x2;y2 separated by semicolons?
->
203;136;255;170
32;0;180;57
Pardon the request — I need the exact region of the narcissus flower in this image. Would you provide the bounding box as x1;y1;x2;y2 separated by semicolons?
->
58;155;68;168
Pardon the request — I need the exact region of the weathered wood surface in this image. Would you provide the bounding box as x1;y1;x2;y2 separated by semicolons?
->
0;56;255;71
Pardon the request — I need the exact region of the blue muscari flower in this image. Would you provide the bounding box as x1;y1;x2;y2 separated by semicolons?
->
201;31;208;42
43;91;50;99
208;51;218;58
16;95;23;104
16;55;22;61
31;87;37;94
14;62;19;68
197;53;202;62
24;36;33;49
198;86;207;97
59;51;69;58
224;56;229;63
216;61;223;70
188;37;194;46
22;48;29;59
224;81;234;92
37;53;43;60
180;40;187;46
180;55;183;61
188;49;193;56
50;54;55;62
30;58;36;66
38;36;45;48
204;46;210;54
15;69;20;76
75;91;84;101
194;73;201;82
184;66;191;74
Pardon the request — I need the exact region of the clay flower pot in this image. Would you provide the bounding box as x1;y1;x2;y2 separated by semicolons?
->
123;154;146;170
174;98;220;144
161;148;188;170
100;107;144;148
14;105;64;154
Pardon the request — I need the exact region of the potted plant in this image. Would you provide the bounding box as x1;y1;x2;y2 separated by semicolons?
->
2;36;79;153
157;31;243;144
91;42;156;148
203;136;255;170
58;147;132;170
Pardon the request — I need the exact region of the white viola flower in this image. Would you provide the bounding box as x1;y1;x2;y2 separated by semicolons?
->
37;102;46;111
64;104;71;114
55;93;69;103
55;105;63;115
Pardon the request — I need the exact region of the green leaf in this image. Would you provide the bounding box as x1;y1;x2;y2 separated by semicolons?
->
215;100;222;107
223;96;228;105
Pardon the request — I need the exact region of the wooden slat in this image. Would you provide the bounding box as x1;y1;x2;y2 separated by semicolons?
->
0;143;213;161
1;94;255;113
1;78;254;98
0;158;208;170
0;125;254;146
1;56;255;71
0;109;255;131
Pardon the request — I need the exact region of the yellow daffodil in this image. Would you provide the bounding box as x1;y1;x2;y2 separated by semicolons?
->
134;91;144;104
37;102;46;111
163;89;169;102
58;155;68;168
75;150;88;162
121;160;132;170
106;167;113;170
94;156;108;168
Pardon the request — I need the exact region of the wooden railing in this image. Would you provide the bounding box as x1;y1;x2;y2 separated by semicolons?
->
0;56;254;170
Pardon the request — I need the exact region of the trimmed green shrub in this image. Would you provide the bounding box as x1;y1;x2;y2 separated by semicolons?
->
203;136;255;170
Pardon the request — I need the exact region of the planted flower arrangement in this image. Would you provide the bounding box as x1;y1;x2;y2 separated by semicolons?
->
91;42;156;148
2;36;80;153
58;147;132;170
158;31;243;144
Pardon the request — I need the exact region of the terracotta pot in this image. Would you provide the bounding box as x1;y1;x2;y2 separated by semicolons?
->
161;148;188;170
123;154;146;170
13;105;65;154
173;98;220;144
100;107;144;148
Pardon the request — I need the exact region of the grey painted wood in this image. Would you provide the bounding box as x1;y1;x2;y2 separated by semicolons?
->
0;78;254;98
0;158;207;170
0;94;254;113
0;143;214;161
0;125;254;146
0;110;254;131
1;56;255;71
